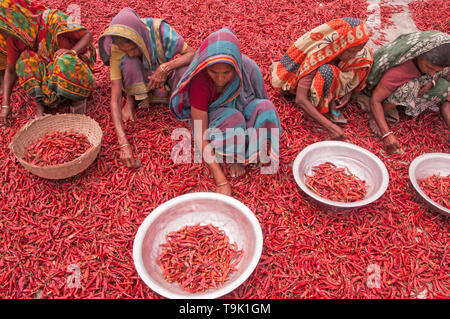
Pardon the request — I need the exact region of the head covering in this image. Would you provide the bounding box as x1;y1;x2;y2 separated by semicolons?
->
99;7;185;72
0;0;46;48
271;17;371;92
365;30;450;93
171;27;271;120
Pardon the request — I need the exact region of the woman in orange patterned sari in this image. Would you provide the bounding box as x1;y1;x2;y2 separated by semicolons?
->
271;17;373;140
0;0;96;125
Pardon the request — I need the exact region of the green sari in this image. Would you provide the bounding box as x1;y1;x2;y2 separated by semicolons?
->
361;31;450;118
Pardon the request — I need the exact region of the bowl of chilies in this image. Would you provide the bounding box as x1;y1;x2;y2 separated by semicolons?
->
409;153;450;216
133;192;263;299
9;114;103;179
292;141;389;209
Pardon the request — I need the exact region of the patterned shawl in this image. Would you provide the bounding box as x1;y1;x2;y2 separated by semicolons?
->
364;30;450;94
271;17;372;93
0;0;46;49
98;7;186;73
170;27;269;120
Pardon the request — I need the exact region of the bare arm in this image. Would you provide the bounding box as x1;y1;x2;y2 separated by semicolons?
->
148;45;196;91
54;30;93;59
191;107;231;196
110;79;138;167
370;82;401;153
71;30;93;54
0;63;17;124
295;83;345;140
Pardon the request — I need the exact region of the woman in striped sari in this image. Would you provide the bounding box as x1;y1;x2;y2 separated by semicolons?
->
271;17;373;140
170;27;281;196
0;0;96;125
99;8;195;167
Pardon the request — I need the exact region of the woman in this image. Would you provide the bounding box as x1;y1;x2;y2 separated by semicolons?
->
99;8;195;168
0;0;96;124
170;27;281;196
271;17;373;140
362;31;450;153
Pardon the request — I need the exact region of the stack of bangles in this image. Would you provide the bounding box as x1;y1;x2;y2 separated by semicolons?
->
120;143;130;149
381;131;394;140
1;105;9;110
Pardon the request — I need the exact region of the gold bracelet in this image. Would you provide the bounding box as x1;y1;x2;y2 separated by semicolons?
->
1;105;10;109
120;143;130;149
70;49;78;56
216;181;229;187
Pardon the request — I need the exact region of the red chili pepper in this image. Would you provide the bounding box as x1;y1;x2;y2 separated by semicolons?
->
157;224;243;293
304;162;368;202
24;130;92;166
418;174;450;209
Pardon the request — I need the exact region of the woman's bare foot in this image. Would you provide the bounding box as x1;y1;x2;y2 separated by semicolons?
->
70;99;87;114
35;102;45;118
229;163;246;178
122;95;136;122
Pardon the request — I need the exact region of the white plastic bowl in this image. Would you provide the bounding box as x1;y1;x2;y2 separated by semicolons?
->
133;192;263;299
292;141;389;209
409;153;450;216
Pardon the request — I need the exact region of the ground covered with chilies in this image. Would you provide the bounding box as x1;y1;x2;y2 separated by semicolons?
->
1;0;449;299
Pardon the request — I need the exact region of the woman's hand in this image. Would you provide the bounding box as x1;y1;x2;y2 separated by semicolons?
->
335;92;352;109
383;134;402;154
0;106;11;125
119;144;140;168
147;65;168;91
328;124;346;140
54;48;75;59
215;181;232;196
417;81;435;97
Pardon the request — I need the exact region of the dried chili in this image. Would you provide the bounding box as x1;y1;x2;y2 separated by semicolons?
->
157;224;243;293
305;162;368;202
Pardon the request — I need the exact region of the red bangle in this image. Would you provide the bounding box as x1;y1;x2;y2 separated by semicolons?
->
381;131;393;140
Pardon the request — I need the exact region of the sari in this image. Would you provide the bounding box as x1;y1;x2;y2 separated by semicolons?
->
170;27;281;166
361;31;450;118
98;8;188;104
0;34;6;70
0;0;96;107
270;17;373;113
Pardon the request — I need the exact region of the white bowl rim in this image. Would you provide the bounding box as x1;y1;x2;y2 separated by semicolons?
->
132;192;263;299
292;141;390;208
408;152;450;215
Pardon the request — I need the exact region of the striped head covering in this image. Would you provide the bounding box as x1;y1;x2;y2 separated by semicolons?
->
170;27;271;120
99;7;186;73
271;17;372;93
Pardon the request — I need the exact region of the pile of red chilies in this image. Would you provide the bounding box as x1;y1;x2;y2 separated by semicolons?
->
25;130;92;166
158;224;243;293
419;174;450;209
305;162;368;202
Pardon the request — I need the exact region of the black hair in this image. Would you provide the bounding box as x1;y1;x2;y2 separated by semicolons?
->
420;43;450;67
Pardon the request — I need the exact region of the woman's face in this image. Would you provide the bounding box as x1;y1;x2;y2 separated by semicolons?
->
206;63;235;89
117;41;142;57
416;56;445;76
338;43;366;62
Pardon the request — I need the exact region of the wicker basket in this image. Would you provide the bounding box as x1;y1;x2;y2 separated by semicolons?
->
9;114;103;180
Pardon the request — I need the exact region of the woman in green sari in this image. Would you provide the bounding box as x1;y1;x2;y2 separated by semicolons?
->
361;31;450;153
0;0;96;125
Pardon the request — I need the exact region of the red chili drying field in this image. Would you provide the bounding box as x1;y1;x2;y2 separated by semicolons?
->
1;0;449;299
